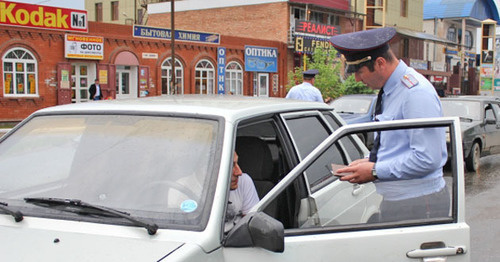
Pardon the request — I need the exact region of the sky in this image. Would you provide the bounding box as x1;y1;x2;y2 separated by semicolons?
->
7;0;85;10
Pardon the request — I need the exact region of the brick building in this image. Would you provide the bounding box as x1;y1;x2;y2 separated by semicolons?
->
148;0;360;72
0;3;287;123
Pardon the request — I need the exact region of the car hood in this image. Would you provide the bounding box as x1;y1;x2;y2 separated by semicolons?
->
459;120;480;131
0;217;187;261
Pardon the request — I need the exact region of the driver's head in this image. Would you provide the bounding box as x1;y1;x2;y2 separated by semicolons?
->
231;152;243;190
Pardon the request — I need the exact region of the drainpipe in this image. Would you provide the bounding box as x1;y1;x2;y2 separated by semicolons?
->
434;17;438;63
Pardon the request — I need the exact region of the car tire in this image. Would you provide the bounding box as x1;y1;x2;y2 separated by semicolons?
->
465;142;480;172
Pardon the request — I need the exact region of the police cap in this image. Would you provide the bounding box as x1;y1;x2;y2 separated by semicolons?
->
303;69;319;78
329;27;396;73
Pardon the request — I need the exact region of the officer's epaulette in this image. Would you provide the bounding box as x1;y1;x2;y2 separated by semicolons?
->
401;74;419;89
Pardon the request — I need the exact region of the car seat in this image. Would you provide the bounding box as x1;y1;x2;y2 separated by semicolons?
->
235;136;278;217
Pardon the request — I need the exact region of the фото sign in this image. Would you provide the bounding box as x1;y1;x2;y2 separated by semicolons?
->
133;25;220;44
65;34;104;60
244;45;278;73
0;1;87;33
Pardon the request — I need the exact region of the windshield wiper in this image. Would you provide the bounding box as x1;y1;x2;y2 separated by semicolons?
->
335;110;355;114
24;197;158;235
0;201;23;222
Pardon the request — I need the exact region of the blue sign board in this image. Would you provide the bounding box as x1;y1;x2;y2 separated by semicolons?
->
245;45;278;73
133;25;220;44
217;47;226;94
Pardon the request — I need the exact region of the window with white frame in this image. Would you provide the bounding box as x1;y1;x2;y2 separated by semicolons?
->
225;61;243;95
291;7;306;20
161;58;184;95
3;48;38;96
195;60;215;94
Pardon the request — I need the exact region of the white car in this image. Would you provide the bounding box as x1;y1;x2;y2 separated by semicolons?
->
0;96;469;261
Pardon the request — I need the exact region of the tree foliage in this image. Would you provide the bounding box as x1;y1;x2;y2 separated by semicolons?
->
286;47;374;100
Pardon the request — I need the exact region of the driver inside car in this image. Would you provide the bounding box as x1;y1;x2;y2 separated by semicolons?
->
225;152;259;232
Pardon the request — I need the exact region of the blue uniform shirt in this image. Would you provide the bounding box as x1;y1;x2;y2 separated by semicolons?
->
374;61;447;201
286;82;323;102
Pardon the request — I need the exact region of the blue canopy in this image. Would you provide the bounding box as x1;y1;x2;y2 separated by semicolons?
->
424;0;499;23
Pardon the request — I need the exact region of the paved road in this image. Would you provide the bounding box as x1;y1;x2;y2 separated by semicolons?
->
464;155;500;261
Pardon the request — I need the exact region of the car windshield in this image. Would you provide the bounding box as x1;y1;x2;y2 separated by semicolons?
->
441;100;481;121
331;97;373;114
0;114;220;231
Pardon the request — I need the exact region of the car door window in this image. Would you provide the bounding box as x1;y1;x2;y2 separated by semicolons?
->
492;103;500;115
485;104;496;122
282;112;345;192
323;112;366;160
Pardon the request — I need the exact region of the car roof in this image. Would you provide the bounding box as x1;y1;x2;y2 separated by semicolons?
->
336;94;377;99
34;95;332;122
441;95;500;102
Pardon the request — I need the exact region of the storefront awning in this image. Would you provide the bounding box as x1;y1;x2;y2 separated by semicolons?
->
396;28;455;45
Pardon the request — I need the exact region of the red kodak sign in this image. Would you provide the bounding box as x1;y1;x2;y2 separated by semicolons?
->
0;1;87;32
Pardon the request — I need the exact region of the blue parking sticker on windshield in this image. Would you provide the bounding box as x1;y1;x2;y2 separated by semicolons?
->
180;200;198;213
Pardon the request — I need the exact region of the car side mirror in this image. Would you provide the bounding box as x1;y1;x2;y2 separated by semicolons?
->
223;211;284;253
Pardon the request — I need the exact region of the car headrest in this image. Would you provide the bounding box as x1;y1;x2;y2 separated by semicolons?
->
235;136;274;182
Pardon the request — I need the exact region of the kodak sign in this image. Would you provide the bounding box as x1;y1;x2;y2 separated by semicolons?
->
0;1;87;32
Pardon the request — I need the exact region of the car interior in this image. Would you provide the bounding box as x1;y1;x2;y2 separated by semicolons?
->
235;117;302;229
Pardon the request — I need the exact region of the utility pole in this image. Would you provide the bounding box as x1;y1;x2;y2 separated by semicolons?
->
170;0;175;94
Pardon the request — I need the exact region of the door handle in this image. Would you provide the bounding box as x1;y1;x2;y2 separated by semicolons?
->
407;245;467;258
352;184;364;196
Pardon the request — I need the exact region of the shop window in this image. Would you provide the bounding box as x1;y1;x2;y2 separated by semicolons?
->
3;48;37;96
95;3;103;22
225;62;243;95
111;1;119;21
195;60;215;95
161;58;184;95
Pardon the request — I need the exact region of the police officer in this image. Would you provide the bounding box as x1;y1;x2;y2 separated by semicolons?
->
331;27;449;222
286;69;323;102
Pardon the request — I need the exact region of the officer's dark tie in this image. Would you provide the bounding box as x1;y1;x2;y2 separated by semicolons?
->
369;88;384;162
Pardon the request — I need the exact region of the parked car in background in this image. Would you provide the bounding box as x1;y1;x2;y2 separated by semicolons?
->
441;95;500;171
329;94;377;148
0;96;469;261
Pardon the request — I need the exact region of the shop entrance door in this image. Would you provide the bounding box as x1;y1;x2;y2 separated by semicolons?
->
258;73;269;97
71;63;94;103
115;65;137;99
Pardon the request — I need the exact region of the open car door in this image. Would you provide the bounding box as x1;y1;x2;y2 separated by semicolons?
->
224;117;469;262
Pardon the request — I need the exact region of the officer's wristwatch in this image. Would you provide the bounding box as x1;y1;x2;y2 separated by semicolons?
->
371;164;378;180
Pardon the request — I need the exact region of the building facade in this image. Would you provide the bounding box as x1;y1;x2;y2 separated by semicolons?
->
85;0;168;25
423;0;500;95
147;0;360;74
147;0;458;94
0;2;287;122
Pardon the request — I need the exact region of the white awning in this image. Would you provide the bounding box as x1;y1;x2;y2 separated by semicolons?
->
396;28;455;45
